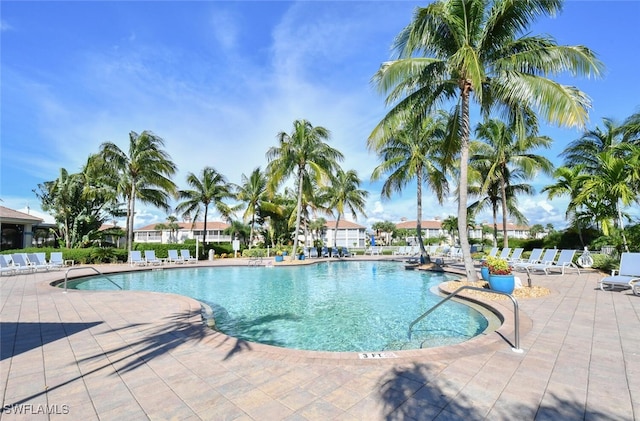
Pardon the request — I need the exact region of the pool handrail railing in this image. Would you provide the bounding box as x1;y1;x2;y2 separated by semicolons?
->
408;285;522;353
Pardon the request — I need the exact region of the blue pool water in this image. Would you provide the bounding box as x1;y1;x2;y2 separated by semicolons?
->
67;261;489;352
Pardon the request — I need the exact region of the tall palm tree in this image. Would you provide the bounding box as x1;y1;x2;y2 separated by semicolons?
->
99;131;177;251
236;167;268;249
175;167;235;246
372;0;603;280
369;111;449;260
472;118;553;247
323;169;369;248
266;119;343;258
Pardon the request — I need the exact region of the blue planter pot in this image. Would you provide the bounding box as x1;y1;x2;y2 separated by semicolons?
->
274;255;283;262
480;266;490;281
298;255;305;260
489;274;515;294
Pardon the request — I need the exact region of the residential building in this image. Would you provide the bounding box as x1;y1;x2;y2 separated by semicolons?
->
319;220;368;248
0;206;46;250
394;219;532;245
134;221;231;244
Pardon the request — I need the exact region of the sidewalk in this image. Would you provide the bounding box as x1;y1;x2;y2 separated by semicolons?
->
0;260;638;420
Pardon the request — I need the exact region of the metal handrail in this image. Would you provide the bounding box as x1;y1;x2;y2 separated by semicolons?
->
63;266;122;292
408;286;523;353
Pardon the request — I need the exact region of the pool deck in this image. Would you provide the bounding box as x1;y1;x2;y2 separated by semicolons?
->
1;256;638;420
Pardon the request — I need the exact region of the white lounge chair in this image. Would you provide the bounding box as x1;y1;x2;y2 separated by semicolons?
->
180;249;198;264
144;250;163;266
394;246;407;256
506;248;524;263
27;253;51;272
599;252;640;294
523;249;559;274
498;247;512;260
10;254;36;273
129;250;146;266
49;252;65;269
308;247;319;258
167;249;185;264
530;249;580;275
512;248;544;271
0;255;16;276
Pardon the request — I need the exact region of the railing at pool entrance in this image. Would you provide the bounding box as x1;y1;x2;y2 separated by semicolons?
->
63;266;123;292
408;286;523;353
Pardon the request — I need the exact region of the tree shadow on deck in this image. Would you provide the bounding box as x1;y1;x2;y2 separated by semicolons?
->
378;363;620;420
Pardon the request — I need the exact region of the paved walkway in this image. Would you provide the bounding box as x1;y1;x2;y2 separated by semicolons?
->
0;258;638;420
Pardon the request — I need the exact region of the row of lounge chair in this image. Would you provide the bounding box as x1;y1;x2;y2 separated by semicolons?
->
0;252;65;275
128;249;197;266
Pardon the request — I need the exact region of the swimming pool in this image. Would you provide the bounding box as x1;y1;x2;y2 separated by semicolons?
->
66;261;490;352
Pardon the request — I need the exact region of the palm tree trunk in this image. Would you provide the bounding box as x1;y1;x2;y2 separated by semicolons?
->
416;168;429;263
458;83;477;281
617;201;630;252
492;205;498;248
292;168;304;260
500;178;509;248
248;215;255;249
202;206;208;246
127;184;136;252
333;218;340;253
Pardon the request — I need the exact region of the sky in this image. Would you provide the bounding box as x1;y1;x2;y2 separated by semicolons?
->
1;1;639;230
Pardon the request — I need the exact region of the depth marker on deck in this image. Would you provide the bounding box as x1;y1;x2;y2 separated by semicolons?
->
358;352;398;359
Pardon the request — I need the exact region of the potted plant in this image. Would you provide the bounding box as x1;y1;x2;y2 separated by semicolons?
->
274;250;284;262
485;256;515;294
298;250;305;260
480;259;490;281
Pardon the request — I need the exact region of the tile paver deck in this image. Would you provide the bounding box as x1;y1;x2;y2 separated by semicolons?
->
0;257;638;420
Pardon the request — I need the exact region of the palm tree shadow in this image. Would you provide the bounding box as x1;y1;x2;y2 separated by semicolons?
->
378;363;619;420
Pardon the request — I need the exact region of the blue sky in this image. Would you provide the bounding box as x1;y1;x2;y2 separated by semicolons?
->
1;1;639;230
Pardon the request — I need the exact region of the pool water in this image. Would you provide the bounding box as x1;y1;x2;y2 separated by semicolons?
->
67;261;489;352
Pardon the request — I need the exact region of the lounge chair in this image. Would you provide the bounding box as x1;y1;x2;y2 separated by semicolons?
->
49;252;65;269
599;252;640;294
144;250;163;265
486;247;499;258
308;247;319;258
341;247;352;258
0;255;17;276
529;249;580;275
129;250;146;266
506;248;524;263
26;253;51;272
331;246;340;257
321;246;329;257
167;249;185;264
498;247;512;260
394;246;407;256
10;254;36;273
512;248;544;271
180;249;198;264
523;249;559;274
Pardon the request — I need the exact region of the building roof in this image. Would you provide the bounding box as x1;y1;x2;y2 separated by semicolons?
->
324;220;366;229
395;219;531;231
0;206;44;224
395;220;445;230
136;221;230;231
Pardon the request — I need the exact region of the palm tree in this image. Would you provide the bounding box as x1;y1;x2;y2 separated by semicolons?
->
472;118;553;247
236;167;268;249
369;111;449;260
175;167;235;246
266;119;343;258
99;131;177;251
323;169;369;248
372;0;603;280
468;165;532;247
154;215;180;243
